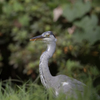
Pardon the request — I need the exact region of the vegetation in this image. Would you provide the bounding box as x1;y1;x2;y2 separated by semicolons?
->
0;80;99;100
0;0;100;99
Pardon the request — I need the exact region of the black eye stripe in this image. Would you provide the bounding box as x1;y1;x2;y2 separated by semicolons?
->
46;34;50;36
49;31;55;37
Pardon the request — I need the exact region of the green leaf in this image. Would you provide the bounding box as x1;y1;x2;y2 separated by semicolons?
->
74;15;98;31
12;1;24;12
62;1;91;22
13;30;28;41
73;15;100;44
2;3;12;14
90;66;99;76
18;15;30;26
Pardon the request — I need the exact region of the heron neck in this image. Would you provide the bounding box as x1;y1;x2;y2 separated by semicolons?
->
39;41;56;88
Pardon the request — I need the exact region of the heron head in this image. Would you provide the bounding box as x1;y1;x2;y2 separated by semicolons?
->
30;31;57;42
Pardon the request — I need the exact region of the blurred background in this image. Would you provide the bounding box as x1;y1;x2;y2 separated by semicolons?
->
0;0;100;94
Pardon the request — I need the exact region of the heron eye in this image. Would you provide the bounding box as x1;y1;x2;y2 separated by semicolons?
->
46;34;50;37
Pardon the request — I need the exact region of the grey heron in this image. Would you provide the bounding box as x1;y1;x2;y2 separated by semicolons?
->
30;31;85;99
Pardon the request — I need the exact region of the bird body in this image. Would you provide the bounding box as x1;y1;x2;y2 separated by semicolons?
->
30;31;85;99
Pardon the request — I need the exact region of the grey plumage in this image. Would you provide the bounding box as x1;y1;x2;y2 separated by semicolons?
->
30;31;85;99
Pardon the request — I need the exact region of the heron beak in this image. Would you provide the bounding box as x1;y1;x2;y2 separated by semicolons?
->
30;35;44;41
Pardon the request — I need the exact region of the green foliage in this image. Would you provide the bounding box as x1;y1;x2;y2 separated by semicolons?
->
0;80;99;100
0;0;100;99
62;1;91;22
0;81;46;100
73;15;100;44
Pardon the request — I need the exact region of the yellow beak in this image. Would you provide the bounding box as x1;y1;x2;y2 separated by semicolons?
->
30;35;44;41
